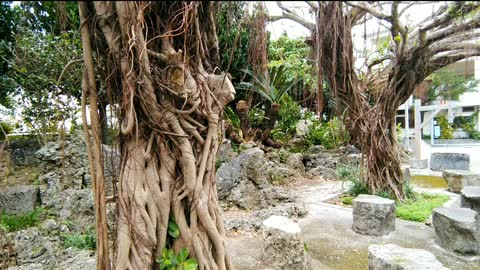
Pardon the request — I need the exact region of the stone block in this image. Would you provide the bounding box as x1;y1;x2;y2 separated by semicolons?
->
430;153;469;171
461;186;480;214
401;165;410;185
409;159;428;169
368;244;449;270
352;194;396;236
432;207;480;255
442;170;480;193
261;215;308;270
0;185;39;215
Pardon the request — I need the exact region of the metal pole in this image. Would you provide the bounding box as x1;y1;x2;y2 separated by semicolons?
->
405;99;410;150
414;99;422;159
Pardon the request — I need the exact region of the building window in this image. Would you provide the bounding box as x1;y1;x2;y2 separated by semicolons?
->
463;106;475;113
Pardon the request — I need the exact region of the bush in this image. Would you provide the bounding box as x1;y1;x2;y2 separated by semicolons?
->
62;229;96;250
437;115;453;139
272;96;302;143
307;117;350;149
1;207;44;232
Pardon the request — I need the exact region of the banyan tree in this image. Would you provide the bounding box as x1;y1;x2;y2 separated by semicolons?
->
79;1;235;269
272;1;480;200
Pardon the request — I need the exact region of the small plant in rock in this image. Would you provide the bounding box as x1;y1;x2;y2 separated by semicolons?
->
156;248;198;270
0;207;44;232
62;229;96;250
337;165;368;197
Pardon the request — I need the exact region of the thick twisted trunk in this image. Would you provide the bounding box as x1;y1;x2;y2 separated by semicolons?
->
80;1;235;269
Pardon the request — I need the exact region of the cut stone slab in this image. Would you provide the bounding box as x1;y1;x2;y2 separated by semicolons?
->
409;159;428;169
461;186;480;214
442;170;480;193
0;185;39;215
352;194;396;236
368;244;449;270
261;215;308;270
430;153;469;171
432;207;480;255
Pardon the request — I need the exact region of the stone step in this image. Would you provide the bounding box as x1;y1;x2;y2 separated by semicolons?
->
431;153;469;171
461;186;480;213
432;207;480;255
442;170;480;194
368;244;449;270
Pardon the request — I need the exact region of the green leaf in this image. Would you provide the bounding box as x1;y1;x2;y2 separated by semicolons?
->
178;248;189;262
184;258;198;270
168;219;180;238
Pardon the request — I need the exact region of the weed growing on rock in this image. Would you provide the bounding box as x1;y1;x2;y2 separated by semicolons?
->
0;207;44;232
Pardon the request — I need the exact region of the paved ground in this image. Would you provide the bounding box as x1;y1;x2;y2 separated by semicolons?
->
227;181;480;270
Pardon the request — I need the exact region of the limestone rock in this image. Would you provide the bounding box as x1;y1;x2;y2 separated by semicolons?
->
432;207;480;255
261;216;308;270
216;148;299;210
286;153;305;175
430;153;469;171
368;244;449;270
352;194;396;236
442;170;480;193
216;147;267;200
0;185;39;215
305;166;338;180
55;249;96;270
217;139;238;163
461;186;480;213
11;227;58;265
224;202;307;232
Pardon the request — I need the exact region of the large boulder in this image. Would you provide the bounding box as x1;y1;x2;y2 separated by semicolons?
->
216;147;268;200
261;215;308;270
430;153;469;171
216;148;299;210
442;170;480;193
352;195;396;236
286;153;305;176
368;244;449;270
0;185;39;215
461;186;480;213
432;207;480;255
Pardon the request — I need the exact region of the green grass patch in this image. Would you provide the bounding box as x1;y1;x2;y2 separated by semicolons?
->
62;229;96;250
341;196;354;205
396;193;449;222
0;207;44;232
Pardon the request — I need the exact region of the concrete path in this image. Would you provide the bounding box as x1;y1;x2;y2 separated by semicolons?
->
227;180;480;270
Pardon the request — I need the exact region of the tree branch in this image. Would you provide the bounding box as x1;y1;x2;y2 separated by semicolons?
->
270;1;315;31
345;1;391;21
